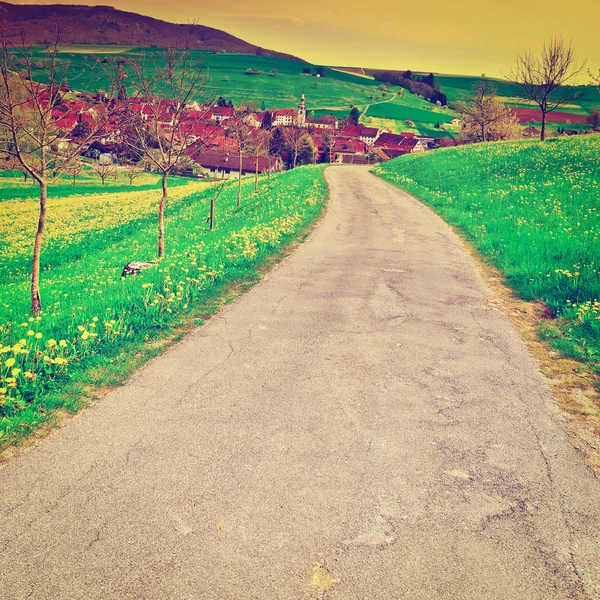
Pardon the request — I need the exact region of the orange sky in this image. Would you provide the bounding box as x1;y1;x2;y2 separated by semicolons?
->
12;0;600;77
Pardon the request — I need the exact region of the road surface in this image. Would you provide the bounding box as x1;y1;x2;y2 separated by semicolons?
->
1;166;599;599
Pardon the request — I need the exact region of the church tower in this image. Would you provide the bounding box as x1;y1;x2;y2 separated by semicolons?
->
297;92;307;126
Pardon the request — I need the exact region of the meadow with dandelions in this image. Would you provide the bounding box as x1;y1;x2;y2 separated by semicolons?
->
0;166;327;447
374;135;600;373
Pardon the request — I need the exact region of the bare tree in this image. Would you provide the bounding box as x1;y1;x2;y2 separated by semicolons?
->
508;37;586;141
225;114;252;207
109;42;209;258
207;172;231;231
92;155;117;185
124;160;142;185
246;129;271;193
0;25;108;314
284;128;314;168
455;82;520;143
66;160;82;186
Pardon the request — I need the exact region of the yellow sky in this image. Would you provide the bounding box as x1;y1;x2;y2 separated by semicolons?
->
12;0;600;77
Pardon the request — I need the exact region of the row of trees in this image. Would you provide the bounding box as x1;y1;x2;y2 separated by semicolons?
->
0;26;211;315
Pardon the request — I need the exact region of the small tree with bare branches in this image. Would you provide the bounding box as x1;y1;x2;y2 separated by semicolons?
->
508;36;586;141
455;82;520;143
92;155;117;185
109;42;209;258
0;25;108;314
247;129;271;193
225;114;252;207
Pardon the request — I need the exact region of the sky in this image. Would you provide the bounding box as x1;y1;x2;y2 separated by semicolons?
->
11;0;600;77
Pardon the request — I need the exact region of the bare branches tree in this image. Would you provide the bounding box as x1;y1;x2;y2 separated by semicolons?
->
246;129;271;193
225;114;252;207
508;36;586;141
92;155;117;185
284;128;314;169
0;24;108;314
455;82;520;143
124;160;141;185
207;172;231;231
109;42;209;258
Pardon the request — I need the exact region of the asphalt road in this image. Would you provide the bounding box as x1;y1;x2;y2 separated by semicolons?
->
1;166;599;600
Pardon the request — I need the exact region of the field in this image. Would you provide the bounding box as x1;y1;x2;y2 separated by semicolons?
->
373;135;600;371
435;74;600;116
0;166;328;447
24;45;456;137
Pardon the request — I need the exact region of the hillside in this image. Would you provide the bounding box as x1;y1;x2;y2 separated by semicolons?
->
0;2;299;60
373;135;600;366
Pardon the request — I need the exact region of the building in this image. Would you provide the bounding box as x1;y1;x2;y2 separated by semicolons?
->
273;108;298;127
189;150;282;179
297;92;307;127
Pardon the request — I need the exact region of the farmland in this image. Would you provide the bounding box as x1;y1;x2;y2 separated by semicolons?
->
374;135;600;371
0;166;328;447
23;45;454;137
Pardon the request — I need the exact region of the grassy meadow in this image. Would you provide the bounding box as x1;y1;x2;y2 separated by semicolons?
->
0;166;328;447
24;45;455;137
374;135;600;372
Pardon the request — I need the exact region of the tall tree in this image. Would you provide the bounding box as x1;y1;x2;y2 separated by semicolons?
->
284;128;314;169
348;107;360;126
509;36;586;141
0;25;108;314
110;41;209;258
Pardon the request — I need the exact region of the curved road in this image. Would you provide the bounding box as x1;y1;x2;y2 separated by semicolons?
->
1;166;599;599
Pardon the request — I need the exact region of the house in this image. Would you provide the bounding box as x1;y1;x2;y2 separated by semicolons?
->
374;133;428;156
305;115;338;130
333;138;367;161
273;108;298;127
342;124;380;146
210;106;235;124
188;150;282;179
245;113;266;128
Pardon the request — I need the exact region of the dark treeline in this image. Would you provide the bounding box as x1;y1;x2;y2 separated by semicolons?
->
373;71;448;106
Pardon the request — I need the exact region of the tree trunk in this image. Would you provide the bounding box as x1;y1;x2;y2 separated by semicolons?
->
158;171;168;258
481;123;486;143
293;151;298;169
31;180;47;315
210;194;215;231
237;150;242;208
73;173;77;186
540;112;547;141
254;156;259;193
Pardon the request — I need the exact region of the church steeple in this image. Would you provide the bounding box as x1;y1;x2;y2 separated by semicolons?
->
298;91;306;126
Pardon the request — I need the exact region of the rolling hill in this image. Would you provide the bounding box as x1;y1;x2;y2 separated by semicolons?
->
0;2;299;60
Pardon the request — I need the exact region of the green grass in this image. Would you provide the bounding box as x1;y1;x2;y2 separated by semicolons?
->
436;74;600;115
23;45;453;116
0;170;189;203
366;98;455;124
0;165;328;448
373;135;600;367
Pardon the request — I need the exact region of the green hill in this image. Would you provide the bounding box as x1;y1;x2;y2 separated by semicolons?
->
374;135;600;369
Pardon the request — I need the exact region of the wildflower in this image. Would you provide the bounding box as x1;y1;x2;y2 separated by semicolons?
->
24;371;35;380
11;368;21;377
81;331;90;340
5;358;15;368
27;330;35;337
35;332;43;339
77;325;85;332
47;339;57;348
59;340;67;348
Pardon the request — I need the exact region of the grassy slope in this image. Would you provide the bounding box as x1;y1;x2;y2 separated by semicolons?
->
374;135;600;370
0;166;328;447
436;74;600;115
25;46;456;135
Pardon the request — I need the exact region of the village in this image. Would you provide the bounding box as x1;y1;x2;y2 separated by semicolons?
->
45;89;436;179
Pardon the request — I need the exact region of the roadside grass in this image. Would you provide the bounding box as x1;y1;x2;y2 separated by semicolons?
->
373;135;600;374
0;165;328;449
